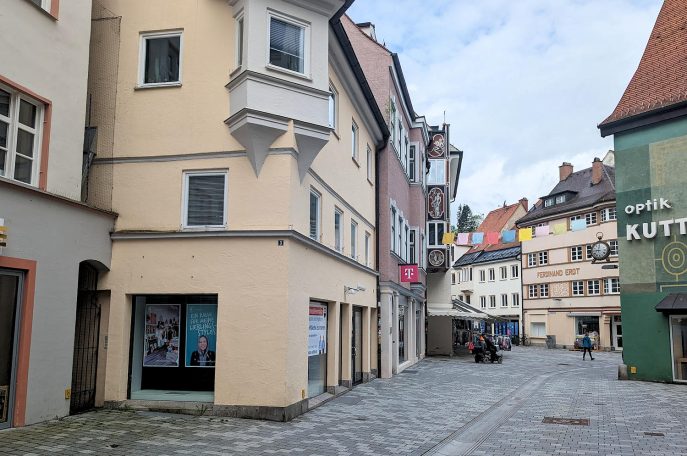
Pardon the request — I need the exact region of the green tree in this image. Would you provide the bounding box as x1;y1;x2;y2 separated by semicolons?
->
454;204;482;233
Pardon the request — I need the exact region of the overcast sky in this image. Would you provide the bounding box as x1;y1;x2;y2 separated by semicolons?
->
347;0;662;222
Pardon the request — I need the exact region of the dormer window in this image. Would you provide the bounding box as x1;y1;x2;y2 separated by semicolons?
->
269;15;307;74
555;194;566;204
544;198;554;207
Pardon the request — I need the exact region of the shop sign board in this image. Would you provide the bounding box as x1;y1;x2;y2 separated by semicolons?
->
400;264;419;282
308;305;327;357
625;198;687;241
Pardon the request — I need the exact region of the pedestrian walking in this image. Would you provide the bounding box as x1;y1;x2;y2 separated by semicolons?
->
582;331;594;360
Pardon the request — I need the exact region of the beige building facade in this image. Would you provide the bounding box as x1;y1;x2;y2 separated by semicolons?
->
87;0;387;420
517;160;621;350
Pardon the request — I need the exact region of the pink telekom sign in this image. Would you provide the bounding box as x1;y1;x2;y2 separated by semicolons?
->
399;264;419;283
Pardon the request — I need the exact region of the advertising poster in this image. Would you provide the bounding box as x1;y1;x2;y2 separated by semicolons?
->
308;305;327;357
143;304;180;367
185;304;218;368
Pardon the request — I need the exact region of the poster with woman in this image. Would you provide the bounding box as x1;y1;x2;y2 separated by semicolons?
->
185;304;217;367
143;304;180;367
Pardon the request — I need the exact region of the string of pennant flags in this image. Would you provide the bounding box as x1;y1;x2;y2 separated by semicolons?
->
442;218;589;246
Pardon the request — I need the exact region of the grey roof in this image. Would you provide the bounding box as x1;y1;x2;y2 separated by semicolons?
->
516;165;616;225
452;245;521;268
656;293;687;312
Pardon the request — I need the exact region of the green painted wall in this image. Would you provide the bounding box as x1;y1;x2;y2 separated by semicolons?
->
614;116;687;382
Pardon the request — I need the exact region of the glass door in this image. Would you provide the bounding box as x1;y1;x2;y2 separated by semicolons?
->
612;316;623;351
307;302;327;398
0;270;22;429
670;316;687;382
352;307;363;385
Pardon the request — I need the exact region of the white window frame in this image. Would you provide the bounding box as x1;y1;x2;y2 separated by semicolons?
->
479;270;486;283
544;198;553;207
351;119;359;162
609;240;619;257
427;159;446;185
451;273;456;285
267;12;310;76
138;30;184;88
604;278;620;294
391;206;396;253
539;284;549;298
500;266;508;280
572;280;584;296
328;84;338;130
409;229;417;264
366;144;373;183
427;221;446;247
512;293;520;307
480;296;486;309
309;188;321;241
182;170;228;229
29;0;52;13
409;143;417;182
364;232;371;267
511;264;519;279
538;251;548;265
585;212;598;226
570;214;583;223
571;246;583;261
527;253;536;268
235;14;245;68
501;294;508;308
555;194;566;204
528;285;538;298
531;322;546;337
334;208;344;253
587;280;600;296
601;207;617;222
586;244;593;260
0;85;44;186
488;268;495;282
489;295;496;308
350;220;358;260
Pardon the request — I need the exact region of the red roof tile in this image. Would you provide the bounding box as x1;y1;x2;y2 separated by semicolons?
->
477;203;522;234
600;0;687;126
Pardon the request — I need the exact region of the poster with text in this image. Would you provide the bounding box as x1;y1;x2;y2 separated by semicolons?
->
144;304;180;367
185;304;218;368
308;305;327;357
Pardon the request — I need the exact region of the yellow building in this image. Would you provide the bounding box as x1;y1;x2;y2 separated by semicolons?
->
517;160;621;350
87;0;387;420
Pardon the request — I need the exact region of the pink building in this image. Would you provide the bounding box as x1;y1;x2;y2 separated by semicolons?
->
344;17;461;377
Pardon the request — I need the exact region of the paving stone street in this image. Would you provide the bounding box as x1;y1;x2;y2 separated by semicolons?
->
0;347;685;456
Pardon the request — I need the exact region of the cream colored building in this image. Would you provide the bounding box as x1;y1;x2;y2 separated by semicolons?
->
87;0;387;420
517;160;621;350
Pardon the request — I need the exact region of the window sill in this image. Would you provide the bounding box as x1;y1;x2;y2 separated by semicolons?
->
331;130;340;140
25;1;58;20
352;157;360;168
135;82;182;90
266;64;312;82
229;66;243;79
181;226;227;231
368;179;374;186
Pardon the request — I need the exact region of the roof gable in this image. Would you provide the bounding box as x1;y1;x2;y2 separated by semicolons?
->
600;0;687;127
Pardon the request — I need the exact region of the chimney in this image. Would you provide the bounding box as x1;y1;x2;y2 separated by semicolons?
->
356;22;377;41
591;157;603;185
559;162;573;182
519;197;528;211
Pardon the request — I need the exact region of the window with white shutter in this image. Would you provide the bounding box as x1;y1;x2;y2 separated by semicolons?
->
183;172;227;228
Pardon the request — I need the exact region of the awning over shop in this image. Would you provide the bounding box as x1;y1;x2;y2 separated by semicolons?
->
655;293;687;313
427;298;502;321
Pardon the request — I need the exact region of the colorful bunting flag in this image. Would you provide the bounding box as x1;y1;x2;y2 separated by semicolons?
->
485;232;500;244
571;219;587;231
501;230;516;243
518;228;532;241
442;232;456;245
535;225;550;237
553;223;566;235
456;233;470;245
471;232;484;244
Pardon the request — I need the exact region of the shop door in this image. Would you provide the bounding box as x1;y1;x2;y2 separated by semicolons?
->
670;316;687;382
612;316;623;351
0;270;22;429
352;307;363;385
307;302;327;398
70;263;101;414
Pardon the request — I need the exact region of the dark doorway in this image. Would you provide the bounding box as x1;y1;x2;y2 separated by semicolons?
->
352;307;363;385
70;263;101;415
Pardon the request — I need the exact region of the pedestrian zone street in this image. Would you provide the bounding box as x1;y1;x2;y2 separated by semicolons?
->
0;347;684;456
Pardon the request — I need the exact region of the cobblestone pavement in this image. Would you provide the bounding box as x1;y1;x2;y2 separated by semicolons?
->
1;347;685;456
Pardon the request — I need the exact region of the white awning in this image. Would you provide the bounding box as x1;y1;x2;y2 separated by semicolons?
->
427;309;491;320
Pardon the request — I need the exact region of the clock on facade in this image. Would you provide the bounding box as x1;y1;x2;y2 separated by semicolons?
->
591;240;611;261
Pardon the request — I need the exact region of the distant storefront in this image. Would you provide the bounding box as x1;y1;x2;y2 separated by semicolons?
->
599;0;687;383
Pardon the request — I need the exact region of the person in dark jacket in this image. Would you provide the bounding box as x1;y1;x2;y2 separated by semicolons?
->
582;331;594;360
190;335;216;366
